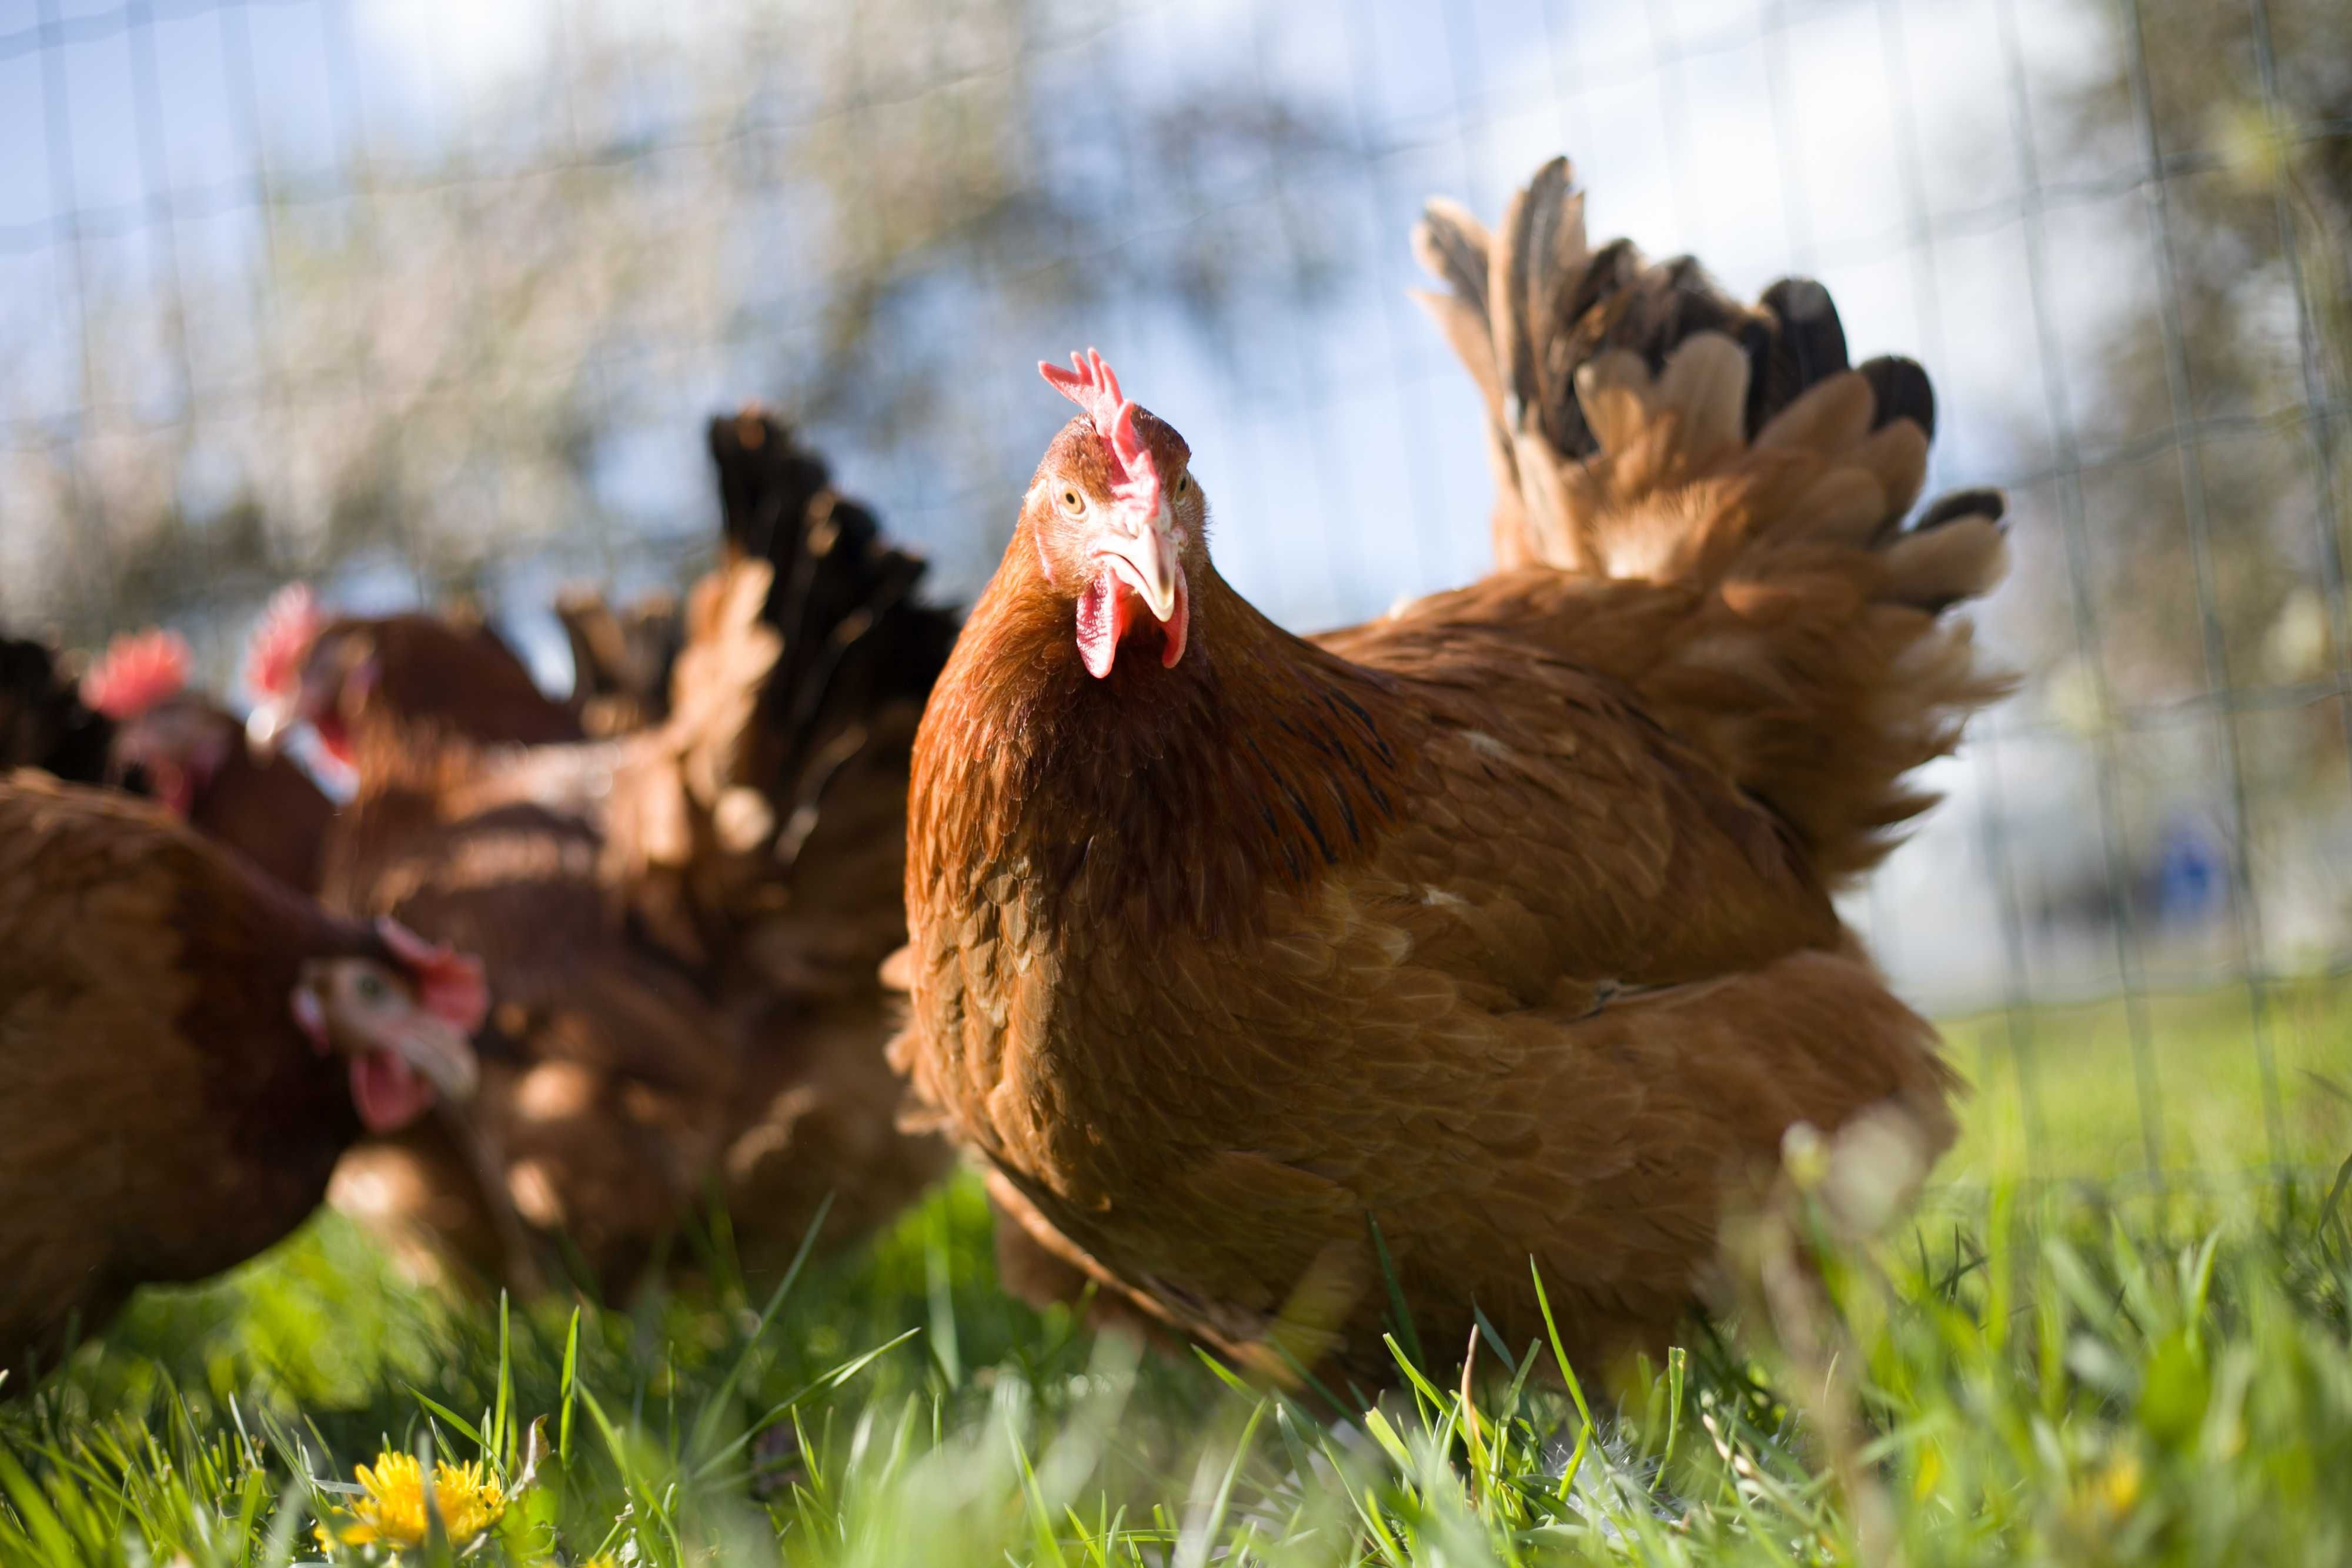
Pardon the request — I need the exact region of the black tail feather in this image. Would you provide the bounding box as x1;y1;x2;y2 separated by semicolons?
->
705;407;960;761
0;634;113;785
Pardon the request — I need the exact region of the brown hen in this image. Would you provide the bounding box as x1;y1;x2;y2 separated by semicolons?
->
894;158;2008;1383
0;773;484;1389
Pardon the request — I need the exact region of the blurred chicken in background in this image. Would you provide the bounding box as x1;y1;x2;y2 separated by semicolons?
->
0;773;486;1388
1;627;334;895
243;409;958;1296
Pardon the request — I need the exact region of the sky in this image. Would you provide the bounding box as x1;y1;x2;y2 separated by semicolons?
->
0;0;2291;1011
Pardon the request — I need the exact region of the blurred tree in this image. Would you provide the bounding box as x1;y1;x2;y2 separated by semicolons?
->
0;0;1354;656
2050;0;2347;743
2018;0;2352;961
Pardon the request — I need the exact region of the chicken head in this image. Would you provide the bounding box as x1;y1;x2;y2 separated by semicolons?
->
291;918;487;1134
1030;350;1203;678
240;584;356;765
82;629;229;817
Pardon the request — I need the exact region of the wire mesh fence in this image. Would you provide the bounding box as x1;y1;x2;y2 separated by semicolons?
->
2;0;2346;1189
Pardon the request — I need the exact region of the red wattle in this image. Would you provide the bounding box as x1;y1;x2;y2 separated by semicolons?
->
1076;564;1191;678
1160;575;1190;668
349;1049;437;1133
1075;567;1134;679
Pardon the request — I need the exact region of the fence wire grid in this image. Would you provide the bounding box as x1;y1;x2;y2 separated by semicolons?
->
1;0;2347;1189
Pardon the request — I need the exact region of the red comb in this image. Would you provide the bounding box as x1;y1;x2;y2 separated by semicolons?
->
82;628;191;719
243;583;323;701
1040;348;1162;524
377;918;490;1034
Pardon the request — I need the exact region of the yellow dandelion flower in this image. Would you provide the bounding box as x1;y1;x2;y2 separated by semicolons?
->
316;1450;507;1550
2096;1452;2143;1514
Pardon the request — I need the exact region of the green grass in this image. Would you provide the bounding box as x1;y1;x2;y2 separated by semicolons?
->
3;988;2350;1567
1940;975;2352;1185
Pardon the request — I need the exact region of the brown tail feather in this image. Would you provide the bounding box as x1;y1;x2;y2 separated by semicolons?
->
1414;155;1875;572
1418;158;2013;885
556;587;683;737
609;412;961;978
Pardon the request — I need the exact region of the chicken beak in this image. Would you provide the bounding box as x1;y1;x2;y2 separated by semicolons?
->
1095;520;1182;627
384;1014;481;1102
245;697;291;759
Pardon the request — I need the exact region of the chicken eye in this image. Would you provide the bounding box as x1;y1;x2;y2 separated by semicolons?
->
355;971;389;1005
1174;473;1189;496
1059;488;1085;516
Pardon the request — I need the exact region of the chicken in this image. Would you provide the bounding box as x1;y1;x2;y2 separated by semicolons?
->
244;584;730;1289
244;584;585;774
892;157;2009;1382
244;411;957;1292
0;773;485;1388
0;626;336;893
82;627;338;893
